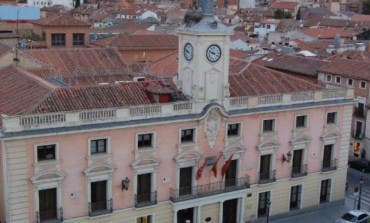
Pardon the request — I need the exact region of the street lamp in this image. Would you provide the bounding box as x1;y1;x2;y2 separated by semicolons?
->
266;200;271;223
357;176;364;210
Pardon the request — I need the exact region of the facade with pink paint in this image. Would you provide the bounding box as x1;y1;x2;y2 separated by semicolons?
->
0;3;354;223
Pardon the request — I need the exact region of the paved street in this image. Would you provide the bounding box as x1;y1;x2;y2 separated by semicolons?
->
265;168;370;223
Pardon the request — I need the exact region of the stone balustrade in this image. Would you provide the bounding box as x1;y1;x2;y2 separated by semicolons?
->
1;88;353;133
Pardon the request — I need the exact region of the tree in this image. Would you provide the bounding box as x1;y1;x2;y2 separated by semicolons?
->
363;0;370;14
274;9;285;19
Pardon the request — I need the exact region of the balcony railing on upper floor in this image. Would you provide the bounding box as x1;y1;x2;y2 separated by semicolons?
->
1;88;352;133
88;199;113;217
353;107;366;118
291;164;307;178
169;177;250;202
321;159;337;172
258;170;276;184
134;191;157;208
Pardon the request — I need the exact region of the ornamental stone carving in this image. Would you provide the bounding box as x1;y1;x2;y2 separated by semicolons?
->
205;108;221;148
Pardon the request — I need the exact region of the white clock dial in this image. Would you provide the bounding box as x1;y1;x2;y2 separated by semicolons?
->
184;43;193;61
206;44;222;63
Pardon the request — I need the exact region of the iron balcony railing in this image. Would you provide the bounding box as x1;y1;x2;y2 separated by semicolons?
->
321;159;337;172
88;199;113;217
135;191;157;208
35;207;63;223
169;177;250;202
291;164;308;178
258;170;276;184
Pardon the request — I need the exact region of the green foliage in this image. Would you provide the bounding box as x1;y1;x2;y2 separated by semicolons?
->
363;0;370;14
274;9;292;19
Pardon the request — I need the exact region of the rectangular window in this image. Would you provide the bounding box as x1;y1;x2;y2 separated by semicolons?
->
295;115;307;128
227;123;240;137
263;119;275;132
335;76;341;84
290;185;302;210
326;112;337;124
73;33;85;46
39;188;57;221
259;154;271;181
258;191;271;217
181;129;195;143
179;167;193;196
360;80;367;89
51;33;65;46
322;144;334;170
137;215;152;223
326;74;332;82
347;78;353;86
91;181;107;213
37;144;56;162
136;173;152;204
90;139;107;154
320;179;331;203
138;133;153;149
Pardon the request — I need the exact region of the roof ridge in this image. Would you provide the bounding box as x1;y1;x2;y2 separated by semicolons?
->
15;66;58;90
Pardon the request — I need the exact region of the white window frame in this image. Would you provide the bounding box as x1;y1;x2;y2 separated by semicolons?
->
226;122;243;138
136;131;156;150
88;136;111;156
33;182;62;221
326;111;337;125
326;74;332;82
321;142;336;166
256;190;272;218
318;178;332;203
179;127;197;145
262;118;276;133
335;76;341;84
360;80;367;89
87;175;113;211
176;164;197;195
294;114;308;129
289;184;303;210
347;78;353;87
258;151;275;179
134;170;157;206
34;142;59;164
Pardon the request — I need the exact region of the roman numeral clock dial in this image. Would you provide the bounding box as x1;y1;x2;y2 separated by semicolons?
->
206;44;221;63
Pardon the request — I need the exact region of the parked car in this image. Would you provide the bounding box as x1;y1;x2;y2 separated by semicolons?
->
349;159;370;173
336;210;370;223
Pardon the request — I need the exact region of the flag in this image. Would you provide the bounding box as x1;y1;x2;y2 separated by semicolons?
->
221;155;233;177
196;160;206;180
211;155;222;177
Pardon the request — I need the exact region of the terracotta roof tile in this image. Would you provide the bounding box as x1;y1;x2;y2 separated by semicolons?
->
229;63;323;97
147;51;178;78
91;33;178;50
0;66;53;119
32;81;157;113
318;59;370;80
351;14;370;22
32;13;90;27
270;1;298;9
300;28;356;39
25;48;128;76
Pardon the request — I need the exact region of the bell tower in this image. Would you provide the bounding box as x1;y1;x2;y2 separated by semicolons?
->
176;0;233;102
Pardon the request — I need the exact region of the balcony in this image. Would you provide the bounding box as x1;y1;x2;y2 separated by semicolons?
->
135;191;157;208
321;159;337;172
35;207;63;223
88;199;113;217
169;177;250;202
291;164;307;178
258;170;276;184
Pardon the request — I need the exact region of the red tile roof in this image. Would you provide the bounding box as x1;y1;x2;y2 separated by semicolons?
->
32;14;90;27
229;63;323;97
300;28;356;39
24;48;128;76
32;81;158;113
351;14;370;22
147;51;178;78
270;1;298;9
318;59;370;80
0;66;53;120
91;34;178;50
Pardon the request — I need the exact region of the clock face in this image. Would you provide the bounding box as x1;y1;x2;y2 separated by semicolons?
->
206;44;222;63
184;43;193;61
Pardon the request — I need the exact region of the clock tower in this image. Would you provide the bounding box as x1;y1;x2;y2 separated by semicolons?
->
177;0;233;102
